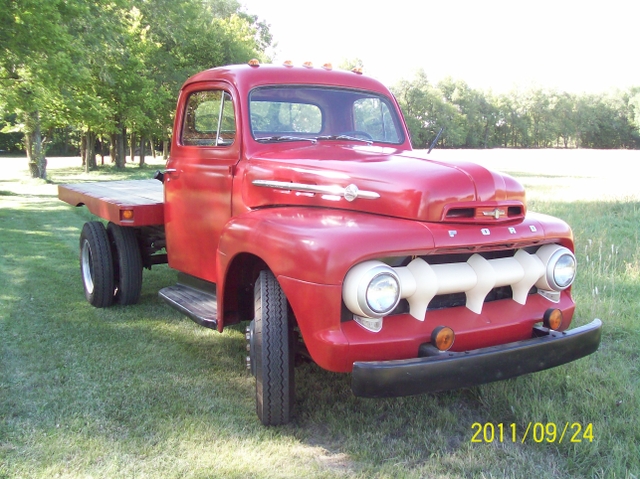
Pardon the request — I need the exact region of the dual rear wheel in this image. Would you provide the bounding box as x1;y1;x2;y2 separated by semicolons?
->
80;221;143;308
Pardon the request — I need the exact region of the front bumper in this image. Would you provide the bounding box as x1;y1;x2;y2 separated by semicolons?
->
351;318;602;398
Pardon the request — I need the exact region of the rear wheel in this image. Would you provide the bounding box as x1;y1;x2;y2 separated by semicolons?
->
250;270;294;425
80;221;114;308
107;222;143;305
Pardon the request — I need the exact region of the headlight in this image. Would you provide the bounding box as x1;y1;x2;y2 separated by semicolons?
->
535;245;576;291
343;261;401;318
553;253;576;288
366;273;400;314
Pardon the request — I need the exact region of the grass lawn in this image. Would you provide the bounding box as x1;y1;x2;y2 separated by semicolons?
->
1;151;639;478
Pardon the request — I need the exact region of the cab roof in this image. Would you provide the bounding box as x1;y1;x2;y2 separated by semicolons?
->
182;63;393;97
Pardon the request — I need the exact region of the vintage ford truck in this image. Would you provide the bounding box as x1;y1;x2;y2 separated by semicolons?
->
59;61;602;425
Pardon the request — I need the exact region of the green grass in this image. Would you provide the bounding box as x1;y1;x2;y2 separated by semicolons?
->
1;154;639;478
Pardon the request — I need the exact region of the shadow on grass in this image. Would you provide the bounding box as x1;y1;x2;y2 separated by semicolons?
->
1;196;639;478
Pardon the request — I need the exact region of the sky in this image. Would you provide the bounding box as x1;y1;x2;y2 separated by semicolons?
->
240;0;638;94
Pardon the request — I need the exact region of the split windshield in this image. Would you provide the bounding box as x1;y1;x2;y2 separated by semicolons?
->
249;86;404;145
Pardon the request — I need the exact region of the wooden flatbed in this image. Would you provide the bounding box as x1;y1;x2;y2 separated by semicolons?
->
58;179;164;226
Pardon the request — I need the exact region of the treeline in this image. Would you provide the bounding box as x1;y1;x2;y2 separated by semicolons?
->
3;4;640;179
0;0;271;178
392;71;640;150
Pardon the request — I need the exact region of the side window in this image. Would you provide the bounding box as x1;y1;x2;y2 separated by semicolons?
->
182;90;236;146
353;97;400;143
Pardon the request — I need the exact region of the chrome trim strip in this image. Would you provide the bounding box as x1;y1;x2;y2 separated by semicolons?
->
252;180;380;201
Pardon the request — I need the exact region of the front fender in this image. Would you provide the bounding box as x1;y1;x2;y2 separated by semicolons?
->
217;207;437;286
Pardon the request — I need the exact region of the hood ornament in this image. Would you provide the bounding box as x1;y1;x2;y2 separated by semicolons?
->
343;184;360;202
483;208;506;220
252;180;380;201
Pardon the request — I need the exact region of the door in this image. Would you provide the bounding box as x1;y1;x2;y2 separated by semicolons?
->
164;83;240;283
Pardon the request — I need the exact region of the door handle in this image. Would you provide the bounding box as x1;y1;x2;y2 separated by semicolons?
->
163;168;180;181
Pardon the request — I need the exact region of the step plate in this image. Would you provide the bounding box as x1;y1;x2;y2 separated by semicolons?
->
159;284;218;330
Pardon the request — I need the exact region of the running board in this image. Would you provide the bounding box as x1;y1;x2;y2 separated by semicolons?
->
159;284;218;330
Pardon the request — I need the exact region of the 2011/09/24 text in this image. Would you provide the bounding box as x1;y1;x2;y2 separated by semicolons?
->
470;422;594;444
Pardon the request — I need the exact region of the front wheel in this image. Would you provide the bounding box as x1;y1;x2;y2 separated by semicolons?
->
80;221;114;308
250;270;294;426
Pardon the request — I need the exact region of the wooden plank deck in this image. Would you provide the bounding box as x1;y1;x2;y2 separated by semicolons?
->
58;179;165;226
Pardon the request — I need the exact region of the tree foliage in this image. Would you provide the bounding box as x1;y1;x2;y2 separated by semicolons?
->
2;2;638;175
0;0;271;177
392;73;640;150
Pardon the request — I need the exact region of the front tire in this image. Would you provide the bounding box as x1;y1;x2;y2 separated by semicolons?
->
251;270;294;425
80;221;114;308
107;222;143;305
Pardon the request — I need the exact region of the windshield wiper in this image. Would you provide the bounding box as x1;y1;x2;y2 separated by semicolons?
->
316;135;373;145
255;135;317;144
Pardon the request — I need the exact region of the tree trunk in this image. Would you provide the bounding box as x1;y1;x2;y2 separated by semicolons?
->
115;123;126;168
139;135;145;166
129;131;136;163
151;138;156;159
110;134;117;163
24;111;47;179
162;136;169;160
123;126;128;162
84;129;96;173
81;135;86;166
99;136;105;165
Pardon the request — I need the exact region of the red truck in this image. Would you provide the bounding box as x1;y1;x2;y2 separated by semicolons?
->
59;61;602;426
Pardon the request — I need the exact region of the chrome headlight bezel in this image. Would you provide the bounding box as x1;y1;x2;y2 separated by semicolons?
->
535;245;577;292
343;261;401;319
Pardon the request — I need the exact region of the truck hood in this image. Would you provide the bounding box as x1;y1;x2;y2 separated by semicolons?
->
242;144;526;224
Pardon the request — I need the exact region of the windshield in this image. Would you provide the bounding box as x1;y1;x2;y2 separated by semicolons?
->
249;86;404;144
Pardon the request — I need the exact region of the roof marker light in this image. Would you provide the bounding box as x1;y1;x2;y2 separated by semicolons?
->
352;67;363;74
283;60;294;67
302;61;313;68
322;63;333;70
248;59;260;67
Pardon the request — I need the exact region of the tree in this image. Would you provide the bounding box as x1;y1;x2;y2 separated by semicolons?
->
393;70;466;148
338;58;365;72
1;0;273;175
0;0;85;178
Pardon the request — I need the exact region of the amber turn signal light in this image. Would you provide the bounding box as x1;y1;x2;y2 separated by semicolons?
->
431;326;455;351
120;209;134;221
543;308;563;330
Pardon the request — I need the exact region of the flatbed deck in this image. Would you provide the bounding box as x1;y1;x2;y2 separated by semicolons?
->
58;179;164;226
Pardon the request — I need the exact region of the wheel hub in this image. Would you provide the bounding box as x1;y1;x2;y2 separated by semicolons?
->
246;320;256;376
